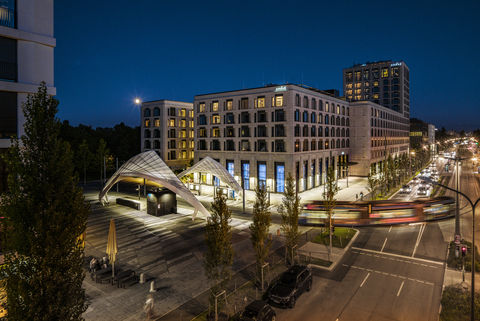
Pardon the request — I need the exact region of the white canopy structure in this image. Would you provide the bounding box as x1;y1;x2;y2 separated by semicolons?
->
178;156;243;194
98;151;209;219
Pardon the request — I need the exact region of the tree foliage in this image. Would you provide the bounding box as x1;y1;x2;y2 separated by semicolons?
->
278;174;301;265
323;165;339;253
249;185;272;285
204;194;233;305
0;83;89;320
367;171;378;201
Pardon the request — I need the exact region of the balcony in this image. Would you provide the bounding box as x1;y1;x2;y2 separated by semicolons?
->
0;6;15;28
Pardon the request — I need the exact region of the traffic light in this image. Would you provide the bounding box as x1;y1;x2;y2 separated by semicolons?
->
461;245;467;257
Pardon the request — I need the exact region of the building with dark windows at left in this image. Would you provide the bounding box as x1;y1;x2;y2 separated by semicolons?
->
193;84;352;194
140;100;195;170
0;0;55;190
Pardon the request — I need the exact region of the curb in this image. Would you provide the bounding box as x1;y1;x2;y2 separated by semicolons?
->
308;228;360;272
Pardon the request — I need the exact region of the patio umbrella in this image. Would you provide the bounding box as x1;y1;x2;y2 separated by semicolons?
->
106;218;118;277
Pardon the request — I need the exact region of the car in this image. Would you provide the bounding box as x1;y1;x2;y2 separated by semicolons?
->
417;186;428;196
268;265;312;308
239;300;276;321
400;185;412;193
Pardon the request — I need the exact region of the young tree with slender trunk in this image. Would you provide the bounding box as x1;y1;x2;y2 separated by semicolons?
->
204;194;233;310
278;173;301;265
367;171;378;201
323;165;339;257
0;83;89;320
249;185;272;289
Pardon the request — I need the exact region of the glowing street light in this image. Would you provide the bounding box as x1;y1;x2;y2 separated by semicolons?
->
134;98;141;105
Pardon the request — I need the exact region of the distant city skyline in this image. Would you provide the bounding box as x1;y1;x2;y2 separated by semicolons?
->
54;0;480;130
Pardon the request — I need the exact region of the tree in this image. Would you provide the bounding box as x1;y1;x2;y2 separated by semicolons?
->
204;194;233;310
78;139;92;185
0;83;89;320
367;171;378;201
96;138;111;186
278;174;301;265
323;165;339;256
249;185;272;290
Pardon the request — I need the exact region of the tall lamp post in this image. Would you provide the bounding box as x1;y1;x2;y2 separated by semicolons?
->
420;176;479;321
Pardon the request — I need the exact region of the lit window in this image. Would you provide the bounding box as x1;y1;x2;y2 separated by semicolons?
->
346;83;352;89
275;94;283;107
180;109;186;117
189;110;194;117
256;97;265;108
168;119;175;127
226;100;233;110
180;120;186;127
181;140;187;148
212;101;219;111
189;120;194;127
145;119;150;127
212;115;221;124
382;68;389;78
325;102;329;112
373;94;379;99
182;150;187;159
189;130;194;138
181;130;186;138
190;141;194;148
336;105;340;114
212;128;220;137
154;119;160;127
345;90;353;95
354;89;361;95
354;83;361;88
373;81;379;86
199;103;206;112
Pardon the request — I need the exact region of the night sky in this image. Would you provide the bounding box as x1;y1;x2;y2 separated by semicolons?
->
54;0;480;131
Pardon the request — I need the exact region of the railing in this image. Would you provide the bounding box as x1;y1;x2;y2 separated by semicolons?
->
0;7;15;28
0;61;17;81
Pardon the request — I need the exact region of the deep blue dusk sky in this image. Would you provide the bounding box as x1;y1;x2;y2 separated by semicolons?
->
54;0;480;130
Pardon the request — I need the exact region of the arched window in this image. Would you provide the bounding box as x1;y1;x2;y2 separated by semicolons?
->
336;116;340;125
331;115;335;124
311;113;316;123
346;139;350;147
144;108;151;117
346;118;350;126
341;128;345;137
318;140;323;150
312;98;316;110
336;128;340;137
154;140;160;149
325;127;329;137
319;100;323;111
318;113;323;123
331;139;335;149
295;94;301;106
318;126;323;137
325;140;329;149
325;115;329;124
153;107;160;116
303;96;309;108
342;106;345;115
154;129;160;138
144;129;151;138
336;139;340;148
341;117;345;126
144;140;151;149
331;127;335;137
341;139;345;148
346;128;350;137
347;107;350;116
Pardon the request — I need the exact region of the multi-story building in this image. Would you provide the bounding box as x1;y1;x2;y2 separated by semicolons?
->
349;101;410;176
140;100;194;170
0;0;55;190
193;84;351;194
343;60;410;119
410;118;436;153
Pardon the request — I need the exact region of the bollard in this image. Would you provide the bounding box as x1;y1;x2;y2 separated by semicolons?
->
139;273;145;284
149;280;156;293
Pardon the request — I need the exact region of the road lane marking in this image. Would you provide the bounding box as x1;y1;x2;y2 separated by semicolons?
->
381;238;388;252
397;281;405;296
343;264;434;286
351;247;443;266
360;272;370;287
388;225;392;233
412;223;426;257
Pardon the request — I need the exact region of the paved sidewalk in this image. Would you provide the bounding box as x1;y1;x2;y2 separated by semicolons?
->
443;267;480;292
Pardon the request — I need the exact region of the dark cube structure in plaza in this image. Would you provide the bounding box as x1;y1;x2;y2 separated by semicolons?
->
146;189;177;216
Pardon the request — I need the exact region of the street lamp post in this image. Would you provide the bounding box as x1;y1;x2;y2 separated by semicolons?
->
420;176;479;321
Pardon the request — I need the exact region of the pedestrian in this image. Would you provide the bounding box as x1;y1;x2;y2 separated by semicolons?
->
360;191;364;201
144;294;155;320
89;257;97;273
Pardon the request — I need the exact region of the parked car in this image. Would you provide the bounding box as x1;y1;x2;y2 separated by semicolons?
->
267;265;312;308
400;184;412;193
239;300;276;321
